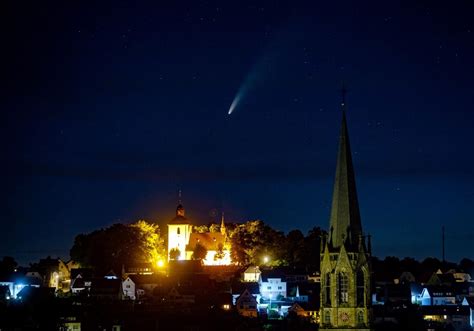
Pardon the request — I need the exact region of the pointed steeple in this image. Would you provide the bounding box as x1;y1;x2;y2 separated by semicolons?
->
220;212;226;236
328;96;363;249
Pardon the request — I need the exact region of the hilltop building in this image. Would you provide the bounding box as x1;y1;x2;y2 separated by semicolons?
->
319;96;372;330
167;204;231;265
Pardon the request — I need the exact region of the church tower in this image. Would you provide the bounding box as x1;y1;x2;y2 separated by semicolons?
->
167;203;193;261
320;95;372;330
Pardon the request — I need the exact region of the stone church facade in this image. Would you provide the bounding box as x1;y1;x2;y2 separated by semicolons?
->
320;108;372;330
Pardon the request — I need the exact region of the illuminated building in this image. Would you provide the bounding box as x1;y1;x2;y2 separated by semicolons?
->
319;104;372;330
167;203;231;265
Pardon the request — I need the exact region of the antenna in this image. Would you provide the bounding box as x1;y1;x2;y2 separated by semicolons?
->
341;81;348;109
442;226;445;263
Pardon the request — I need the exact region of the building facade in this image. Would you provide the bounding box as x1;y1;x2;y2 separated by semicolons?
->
319;108;372;330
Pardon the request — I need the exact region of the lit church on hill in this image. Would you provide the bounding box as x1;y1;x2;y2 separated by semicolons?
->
167;204;232;265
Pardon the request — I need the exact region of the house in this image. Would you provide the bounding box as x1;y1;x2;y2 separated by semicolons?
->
410;283;424;304
420;286;456;306
123;262;153;276
235;289;258;317
243;266;261;282
446;269;472;283
70;269;93;295
59;316;81;331
462;297;474;329
288;302;319;322
287;285;309;303
122;274;162;300
90;278;122;300
0;276;41;299
259;270;286;300
427;270;456;286
122;277;136;300
0;285;11;303
382;284;412;307
281;268;309;283
165;286;195;305
422;305;470;331
132;275;161;294
231;281;260;305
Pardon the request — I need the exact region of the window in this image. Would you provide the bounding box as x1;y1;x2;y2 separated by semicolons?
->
357;310;364;325
357;270;365;306
278;286;282;290
338;273;349;304
267;286;271;290
324;273;331;305
177;227;180;235
324;310;331;324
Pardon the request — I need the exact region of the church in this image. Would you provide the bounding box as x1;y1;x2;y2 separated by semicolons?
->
319;97;373;330
167;204;232;266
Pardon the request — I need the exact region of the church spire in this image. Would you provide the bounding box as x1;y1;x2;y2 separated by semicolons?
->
220;212;226;236
328;93;363;249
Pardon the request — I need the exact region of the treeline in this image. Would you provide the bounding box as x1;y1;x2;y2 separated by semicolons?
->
372;256;474;281
2;219;468;278
67;219;325;274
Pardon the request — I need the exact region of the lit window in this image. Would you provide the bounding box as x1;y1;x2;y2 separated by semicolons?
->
338;273;349;304
325;274;331;305
357;270;365;306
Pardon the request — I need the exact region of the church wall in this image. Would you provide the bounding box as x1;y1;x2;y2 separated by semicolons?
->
167;224;192;260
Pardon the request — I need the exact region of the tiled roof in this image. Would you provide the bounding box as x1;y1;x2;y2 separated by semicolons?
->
168;215;191;225
186;232;226;251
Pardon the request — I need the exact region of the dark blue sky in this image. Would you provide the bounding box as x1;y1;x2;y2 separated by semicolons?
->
2;1;473;264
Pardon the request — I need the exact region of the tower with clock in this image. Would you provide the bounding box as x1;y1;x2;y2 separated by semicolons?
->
319;94;372;330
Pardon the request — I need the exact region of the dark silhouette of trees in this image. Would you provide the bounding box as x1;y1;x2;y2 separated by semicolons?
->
191;243;207;260
169;248;180;260
0;256;17;278
70;220;165;275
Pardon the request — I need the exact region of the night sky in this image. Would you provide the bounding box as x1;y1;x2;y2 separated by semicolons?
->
2;1;473;264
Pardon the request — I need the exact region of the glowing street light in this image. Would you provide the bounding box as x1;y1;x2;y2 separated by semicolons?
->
263;256;269;264
157;260;164;268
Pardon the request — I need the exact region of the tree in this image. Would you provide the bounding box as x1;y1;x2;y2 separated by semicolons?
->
299;227;324;272
0;256;17;278
169;248;181;260
285;230;305;267
70;220;166;274
194;225;209;233
460;258;474;277
229;220;286;266
209;223;220;233
192;243;207;260
214;243;225;261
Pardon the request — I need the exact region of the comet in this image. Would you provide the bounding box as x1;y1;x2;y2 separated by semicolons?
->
227;88;244;115
227;62;264;116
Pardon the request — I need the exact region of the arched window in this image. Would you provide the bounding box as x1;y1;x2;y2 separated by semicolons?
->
357;310;364;325
357;270;365;306
325;273;331;305
177;227;180;235
338;272;349;304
